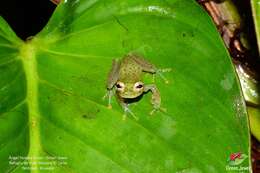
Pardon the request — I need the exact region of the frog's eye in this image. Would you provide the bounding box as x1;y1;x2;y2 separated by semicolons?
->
115;82;125;91
134;82;144;90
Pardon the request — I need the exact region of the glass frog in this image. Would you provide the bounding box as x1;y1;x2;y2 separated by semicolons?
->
104;53;170;120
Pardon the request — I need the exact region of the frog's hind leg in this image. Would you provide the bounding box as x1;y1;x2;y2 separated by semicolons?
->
129;53;157;73
106;59;121;89
104;59;121;108
130;54;171;84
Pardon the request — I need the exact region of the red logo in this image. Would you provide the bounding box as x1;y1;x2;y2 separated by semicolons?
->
229;152;241;161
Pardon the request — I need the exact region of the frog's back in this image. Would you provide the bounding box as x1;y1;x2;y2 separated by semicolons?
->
119;55;143;82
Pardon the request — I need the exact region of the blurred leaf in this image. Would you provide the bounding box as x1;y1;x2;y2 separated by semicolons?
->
236;64;260;106
0;0;251;172
251;0;260;52
248;107;260;141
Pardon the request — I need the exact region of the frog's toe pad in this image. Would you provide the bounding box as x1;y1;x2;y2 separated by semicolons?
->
161;68;172;72
150;107;167;115
122;113;139;121
150;109;157;115
160;107;167;113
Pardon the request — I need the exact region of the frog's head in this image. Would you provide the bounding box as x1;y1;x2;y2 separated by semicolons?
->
115;81;144;98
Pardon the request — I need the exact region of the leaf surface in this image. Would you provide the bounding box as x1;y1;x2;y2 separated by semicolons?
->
0;0;251;172
251;0;260;52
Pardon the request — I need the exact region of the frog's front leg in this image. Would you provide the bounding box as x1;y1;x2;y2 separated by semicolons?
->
116;97;139;120
104;59;120;108
144;84;164;115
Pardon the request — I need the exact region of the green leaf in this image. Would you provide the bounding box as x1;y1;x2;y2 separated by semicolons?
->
0;0;251;172
248;107;260;141
251;0;260;52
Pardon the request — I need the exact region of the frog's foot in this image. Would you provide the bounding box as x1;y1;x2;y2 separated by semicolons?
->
158;68;172;73
123;106;139;120
150;107;167;115
103;90;113;109
156;68;172;84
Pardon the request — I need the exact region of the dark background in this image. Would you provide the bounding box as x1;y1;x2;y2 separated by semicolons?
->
0;0;56;40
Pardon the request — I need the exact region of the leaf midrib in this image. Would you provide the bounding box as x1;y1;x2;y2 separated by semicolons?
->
20;42;42;173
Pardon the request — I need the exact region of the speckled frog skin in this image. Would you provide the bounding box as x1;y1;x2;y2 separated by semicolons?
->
105;53;169;119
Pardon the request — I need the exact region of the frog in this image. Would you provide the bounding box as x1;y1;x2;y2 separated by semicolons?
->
104;53;170;120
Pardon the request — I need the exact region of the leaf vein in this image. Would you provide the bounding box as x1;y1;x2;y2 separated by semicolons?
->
0;71;23;93
40;48;114;59
40;115;133;173
0;58;19;67
0;99;26;117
